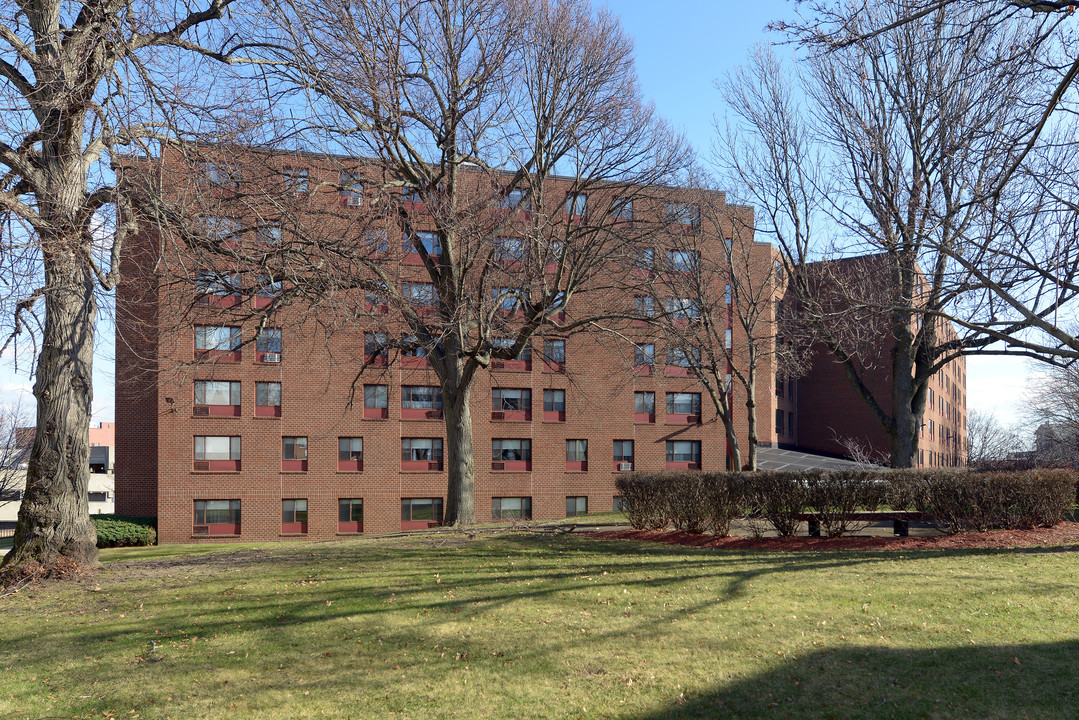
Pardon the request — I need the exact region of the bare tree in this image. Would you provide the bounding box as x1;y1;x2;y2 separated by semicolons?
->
0;0;247;578
651;187;806;471
717;6;1065;468
0;402;31;512
781;1;1079;364
965;409;1023;467
232;0;692;525
1026;363;1079;467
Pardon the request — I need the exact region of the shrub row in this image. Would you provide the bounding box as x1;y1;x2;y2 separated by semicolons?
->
615;469;1077;537
92;515;157;548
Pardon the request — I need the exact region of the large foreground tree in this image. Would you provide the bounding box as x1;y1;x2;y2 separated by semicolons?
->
252;0;690;525
0;0;242;578
719;4;1073;467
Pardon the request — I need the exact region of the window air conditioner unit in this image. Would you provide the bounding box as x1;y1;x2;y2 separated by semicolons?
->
618;462;633;472
193;525;209;535
194;461;210;471
491;360;505;369
491;462;505;471
263;352;281;363
426;410;441;419
347;195;362;207
193;406;209;416
491;411;505;420
428;462;442;471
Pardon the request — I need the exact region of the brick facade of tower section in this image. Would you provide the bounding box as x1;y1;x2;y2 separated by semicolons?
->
790;256;967;466
115;149;776;543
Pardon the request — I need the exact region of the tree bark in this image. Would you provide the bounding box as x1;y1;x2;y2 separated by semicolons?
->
2;247;99;576
744;358;758;471
442;381;476;527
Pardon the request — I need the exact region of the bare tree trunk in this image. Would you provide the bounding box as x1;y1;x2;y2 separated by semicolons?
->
442;381;476;527
2;248;99;574
744;359;758;471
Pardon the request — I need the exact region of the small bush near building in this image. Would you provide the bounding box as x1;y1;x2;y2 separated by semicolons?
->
614;474;669;530
92;515;157;548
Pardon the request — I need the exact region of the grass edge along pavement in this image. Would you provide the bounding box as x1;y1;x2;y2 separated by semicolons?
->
3;532;1079;719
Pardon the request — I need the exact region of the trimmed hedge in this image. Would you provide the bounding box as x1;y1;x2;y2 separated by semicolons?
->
616;469;1078;537
92;515;157;548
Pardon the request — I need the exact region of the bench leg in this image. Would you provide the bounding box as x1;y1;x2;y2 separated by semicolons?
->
893;519;909;537
808;520;821;537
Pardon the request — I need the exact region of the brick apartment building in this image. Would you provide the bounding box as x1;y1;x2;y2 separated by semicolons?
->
114;150;962;543
115;148;794;542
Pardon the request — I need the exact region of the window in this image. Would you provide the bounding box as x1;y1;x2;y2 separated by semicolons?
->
403;282;438;306
256;327;282;353
402;386;442;418
403;187;423;203
725;329;732;349
566;439;588;470
282;437;307;471
194;380;241;407
402;385;442;410
492;439;531;468
666;440;701;468
543;388;566;421
364;332;388;361
364;384;388;419
195;271;240;299
364;281;389;310
634;391;655;417
666;392;701;417
194;325;241;357
402;335;428;358
494;236;525;261
339;498;364;533
402;498;444;527
493;388;531;413
282;499;307;533
634;343;655;367
664;297;700;319
193;499;240;534
614;440;634;471
256;274;282;301
665;202;700;226
499;188;530;211
725;284;732;304
565;192;587;217
613;496;625;512
365;228;389;252
283;167;308;193
612;197;633;221
195;216;240;241
633;247;654;269
666;249;699;271
402;438;443;470
667;345;700;368
403;231;441;256
493;287;524;312
340;171;363;205
338;437;364;471
566;496;588;517
491;337;531;362
788;412;794;436
776;409;784;435
199;162;239;187
257;222;281;245
492;497;532;520
634;296;655;318
283;436;307;461
542;339;565;364
194;435;240;461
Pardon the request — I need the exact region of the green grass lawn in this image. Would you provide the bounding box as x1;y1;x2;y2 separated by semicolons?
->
3;533;1079;719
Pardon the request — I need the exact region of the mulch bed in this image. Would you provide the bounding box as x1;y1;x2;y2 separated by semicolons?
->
587;521;1079;551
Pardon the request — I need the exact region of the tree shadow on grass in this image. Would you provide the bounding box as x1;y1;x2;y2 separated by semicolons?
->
624;640;1079;720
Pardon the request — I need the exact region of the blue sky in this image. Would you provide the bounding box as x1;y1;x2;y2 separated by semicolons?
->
0;0;1029;428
